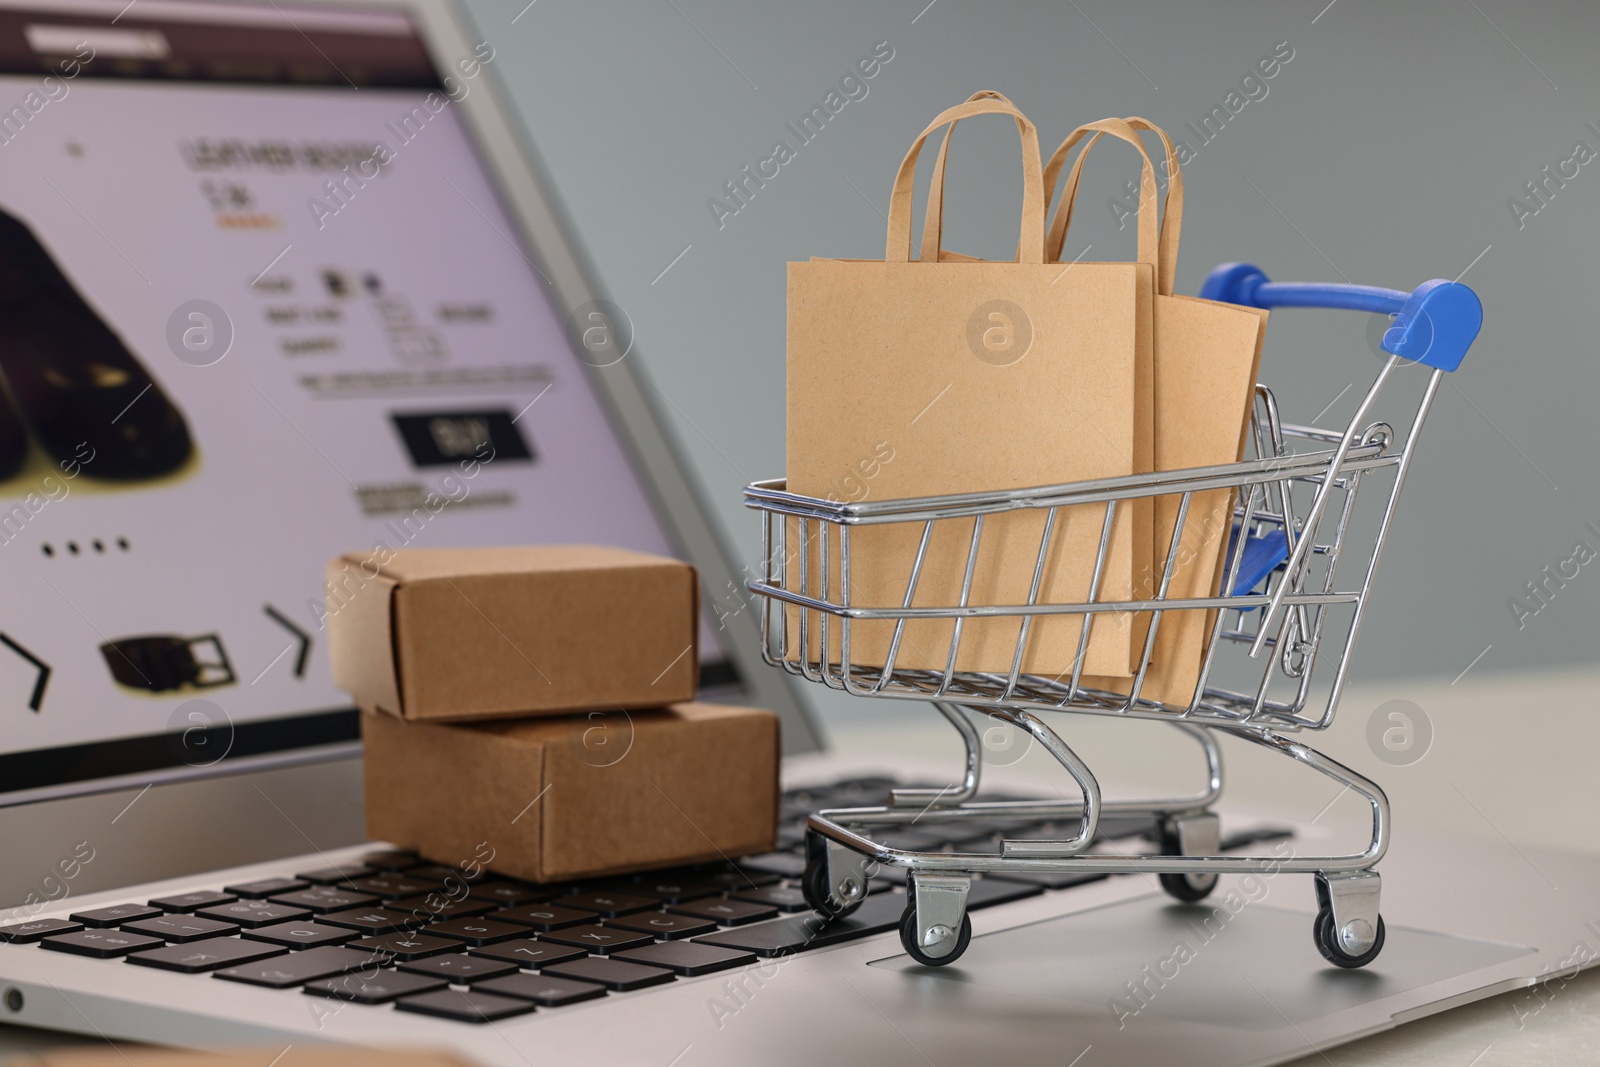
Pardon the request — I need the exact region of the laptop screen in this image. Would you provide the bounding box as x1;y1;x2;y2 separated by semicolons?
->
0;0;722;800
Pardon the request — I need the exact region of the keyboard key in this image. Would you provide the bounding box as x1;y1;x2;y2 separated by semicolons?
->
127;938;286;973
0;918;82;943
781;801;816;823
492;904;592;931
41;930;165;958
347;874;445;900
668;898;778;927
605;912;717;941
148;890;236;913
732;884;811;912
122;915;238;943
426;918;525;946
71;904;160;928
694;892;905;958
317;908;420;935
536;925;652;954
475;973;606;1007
405;864;484;884
781;783;836;810
270;888;380;914
347;932;456;961
623;875;724;905
735;853;807;879
361;850;420;871
295;864;373;886
467;881;556;907
224;877;308;899
543;956;674;992
241;921;357;949
395;988;535;1023
703;866;781;892
611;941;756;976
551;891;656;917
305;969;446;1003
872;829;951;853
466;940;587;970
197;901;312;928
935;818;1026;843
387;895;494;922
826;776;899;804
214;946;384;989
399;953;519;983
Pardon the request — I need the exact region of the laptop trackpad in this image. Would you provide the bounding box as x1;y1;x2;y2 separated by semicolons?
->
868;896;1532;1032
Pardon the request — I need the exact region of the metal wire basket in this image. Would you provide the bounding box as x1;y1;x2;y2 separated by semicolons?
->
744;263;1482;968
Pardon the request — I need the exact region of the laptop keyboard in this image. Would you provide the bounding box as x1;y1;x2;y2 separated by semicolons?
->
0;775;1290;1025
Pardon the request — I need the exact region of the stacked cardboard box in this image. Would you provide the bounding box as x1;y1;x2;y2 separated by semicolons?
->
326;545;778;883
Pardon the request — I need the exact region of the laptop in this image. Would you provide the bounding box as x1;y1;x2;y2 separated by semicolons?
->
0;1;1596;1064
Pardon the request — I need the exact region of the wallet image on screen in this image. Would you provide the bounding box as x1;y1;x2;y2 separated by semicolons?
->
100;633;236;693
0;204;195;483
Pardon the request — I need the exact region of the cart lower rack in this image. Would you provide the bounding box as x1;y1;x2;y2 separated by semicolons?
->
745;264;1482;968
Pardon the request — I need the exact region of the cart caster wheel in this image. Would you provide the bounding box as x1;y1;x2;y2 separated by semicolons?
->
1158;820;1219;902
801;854;864;919
899;902;971;967
1314;909;1386;969
1159;871;1219;903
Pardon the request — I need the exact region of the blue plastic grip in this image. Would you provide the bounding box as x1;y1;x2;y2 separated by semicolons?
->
1200;263;1482;372
1226;525;1289;601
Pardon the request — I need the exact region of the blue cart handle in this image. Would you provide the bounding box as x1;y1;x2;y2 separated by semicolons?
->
1200;263;1482;372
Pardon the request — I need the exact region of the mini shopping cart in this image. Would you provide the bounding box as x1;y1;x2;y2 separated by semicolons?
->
744;263;1483;969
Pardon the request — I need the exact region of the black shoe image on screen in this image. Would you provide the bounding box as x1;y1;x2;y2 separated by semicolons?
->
0;205;195;481
0;378;26;482
100;633;236;693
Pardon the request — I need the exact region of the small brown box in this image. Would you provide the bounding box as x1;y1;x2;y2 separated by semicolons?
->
362;702;779;882
326;545;698;722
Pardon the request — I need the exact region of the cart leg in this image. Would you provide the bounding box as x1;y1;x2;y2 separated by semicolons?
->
889;702;982;809
801;830;872;918
1158;811;1222;902
986;709;1103;857
900;872;973;966
1313;869;1386;968
1171;723;1225;811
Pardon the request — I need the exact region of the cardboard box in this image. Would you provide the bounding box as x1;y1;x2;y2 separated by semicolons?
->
326;545;698;722
362;702;779;882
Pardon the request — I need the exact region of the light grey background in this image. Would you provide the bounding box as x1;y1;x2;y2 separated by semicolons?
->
460;0;1595;729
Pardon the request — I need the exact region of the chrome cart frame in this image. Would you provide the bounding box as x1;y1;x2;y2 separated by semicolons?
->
745;264;1482;968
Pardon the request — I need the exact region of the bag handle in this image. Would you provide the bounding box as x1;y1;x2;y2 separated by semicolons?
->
1048;117;1184;293
886;94;1045;264
1044;117;1179;294
1124;116;1185;295
919;91;1029;263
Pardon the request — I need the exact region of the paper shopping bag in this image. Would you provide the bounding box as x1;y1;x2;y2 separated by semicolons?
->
1049;118;1268;707
785;94;1154;678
